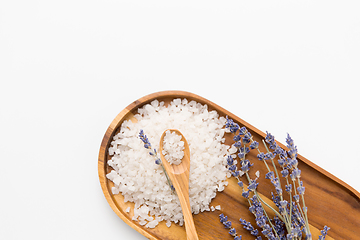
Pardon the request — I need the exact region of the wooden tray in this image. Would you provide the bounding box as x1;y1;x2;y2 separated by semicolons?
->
98;91;360;239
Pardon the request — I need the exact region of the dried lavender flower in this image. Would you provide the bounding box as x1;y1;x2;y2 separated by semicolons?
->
234;141;242;148
281;169;289;178
239;126;247;135
265;131;275;146
229;228;236;236
224;220;232;229
285;184;292;193
250;140;259;149
265;171;275;180
233;134;242;142
242;132;252;144
226;116;240;133
139;129;151;149
257;152;265;161
227;155;234;166
242;190;250;199
297;181;306;195
290;168;301;180
219;213;227;223
219;213;243;240
319;226;330;240
248;179;259;192
223;117;329;240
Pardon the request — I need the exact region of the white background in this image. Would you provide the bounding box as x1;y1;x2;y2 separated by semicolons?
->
1;0;359;239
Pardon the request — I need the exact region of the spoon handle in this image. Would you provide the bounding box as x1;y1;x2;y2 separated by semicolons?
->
159;129;199;240
172;177;199;240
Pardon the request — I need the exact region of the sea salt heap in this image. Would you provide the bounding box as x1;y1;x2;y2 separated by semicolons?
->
162;130;185;165
106;98;231;229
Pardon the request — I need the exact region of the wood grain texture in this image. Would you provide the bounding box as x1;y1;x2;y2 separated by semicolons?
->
98;90;360;240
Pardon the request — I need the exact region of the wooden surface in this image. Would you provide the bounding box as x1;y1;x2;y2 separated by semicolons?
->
159;129;199;240
98;90;360;240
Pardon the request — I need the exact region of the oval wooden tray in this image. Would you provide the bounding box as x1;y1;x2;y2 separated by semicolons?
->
98;91;360;240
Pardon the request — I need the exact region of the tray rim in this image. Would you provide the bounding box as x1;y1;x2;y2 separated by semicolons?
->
98;90;360;239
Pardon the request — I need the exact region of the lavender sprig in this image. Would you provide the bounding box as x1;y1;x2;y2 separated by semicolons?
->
259;133;294;233
139;129;175;193
260;131;313;238
226;124;282;239
219;214;243;240
239;218;262;239
224;117;329;240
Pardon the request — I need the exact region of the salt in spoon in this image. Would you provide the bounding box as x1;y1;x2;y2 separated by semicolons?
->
159;129;199;240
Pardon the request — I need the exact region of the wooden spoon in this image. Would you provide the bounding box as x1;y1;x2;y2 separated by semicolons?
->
159;129;199;240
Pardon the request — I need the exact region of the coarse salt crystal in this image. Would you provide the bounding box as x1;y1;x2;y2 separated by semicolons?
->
106;98;231;228
162;130;185;165
166;220;172;228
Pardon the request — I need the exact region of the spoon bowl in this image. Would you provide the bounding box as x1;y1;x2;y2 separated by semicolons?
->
159;129;199;240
